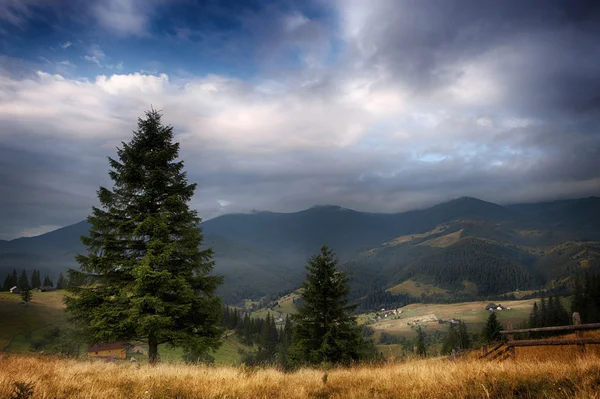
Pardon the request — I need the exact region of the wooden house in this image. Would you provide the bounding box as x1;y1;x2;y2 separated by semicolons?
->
87;343;128;360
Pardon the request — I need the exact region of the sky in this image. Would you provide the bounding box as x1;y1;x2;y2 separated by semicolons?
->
1;0;600;240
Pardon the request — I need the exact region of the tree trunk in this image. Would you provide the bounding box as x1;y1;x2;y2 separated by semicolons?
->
148;335;159;365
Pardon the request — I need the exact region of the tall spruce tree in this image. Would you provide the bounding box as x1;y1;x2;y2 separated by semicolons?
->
2;274;10;291
18;270;30;290
56;273;67;290
10;269;18;288
64;109;223;363
457;320;471;350
43;275;53;287
441;323;458;355
416;326;427;358
31;270;41;289
289;246;373;366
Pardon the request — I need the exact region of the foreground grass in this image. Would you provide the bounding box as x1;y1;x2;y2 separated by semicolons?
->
1;353;600;398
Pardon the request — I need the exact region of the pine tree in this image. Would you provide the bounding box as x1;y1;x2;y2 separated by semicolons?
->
555;297;570;326
539;293;548;327
457;321;471;350
43;275;53;287
31;270;41;289
20;288;33;304
441;323;458;355
278;314;293;367
571;276;586;318
2;274;10;291
482;312;503;343
64;109;223;364
10;269;18;288
529;302;540;328
416;326;427;358
258;313;278;363
56;273;67;290
18;270;30;290
289;246;372;366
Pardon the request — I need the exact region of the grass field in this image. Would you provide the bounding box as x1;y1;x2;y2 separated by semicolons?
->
0;291;69;349
386;280;450;296
358;299;537;339
0;291;252;364
1;351;600;398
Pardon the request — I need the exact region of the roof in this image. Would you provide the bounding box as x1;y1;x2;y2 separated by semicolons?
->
88;342;128;352
39;286;56;290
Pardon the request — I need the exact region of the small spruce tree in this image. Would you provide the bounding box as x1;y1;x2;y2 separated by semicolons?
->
289;246;373;366
416;326;427;358
482;312;503;343
56;273;67;290
20;288;33;304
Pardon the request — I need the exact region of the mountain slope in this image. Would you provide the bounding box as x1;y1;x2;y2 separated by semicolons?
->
1;197;600;303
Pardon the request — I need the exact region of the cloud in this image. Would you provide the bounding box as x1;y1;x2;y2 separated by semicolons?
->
83;45;123;70
92;0;161;37
18;225;64;238
0;0;600;239
0;0;44;27
60;41;72;49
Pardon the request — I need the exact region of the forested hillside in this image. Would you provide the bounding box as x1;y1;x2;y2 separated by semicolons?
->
1;197;600;304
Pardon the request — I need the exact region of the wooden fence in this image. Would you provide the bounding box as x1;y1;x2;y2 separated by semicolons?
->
485;312;600;360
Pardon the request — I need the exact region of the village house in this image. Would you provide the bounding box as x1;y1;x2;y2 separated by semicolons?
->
38;286;56;292
129;345;147;356
87;343;128;360
9;286;21;294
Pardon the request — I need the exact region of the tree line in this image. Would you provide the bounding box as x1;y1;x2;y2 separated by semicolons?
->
1;269;68;291
571;273;600;323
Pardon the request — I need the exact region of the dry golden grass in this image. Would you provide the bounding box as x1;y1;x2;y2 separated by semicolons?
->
1;350;600;399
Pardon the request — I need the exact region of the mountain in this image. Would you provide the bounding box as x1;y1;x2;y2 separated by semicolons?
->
1;197;600;304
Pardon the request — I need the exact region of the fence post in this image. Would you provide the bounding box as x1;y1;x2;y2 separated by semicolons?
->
573;312;586;358
481;344;488;357
506;322;515;360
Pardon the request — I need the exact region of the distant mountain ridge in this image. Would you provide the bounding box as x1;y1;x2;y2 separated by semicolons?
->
1;196;600;303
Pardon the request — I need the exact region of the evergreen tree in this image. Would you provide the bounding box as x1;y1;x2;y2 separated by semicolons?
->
2;274;10;291
18;270;30;290
10;269;18;288
278;315;293;368
56;273;67;290
258;313;278;363
20;288;32;304
416;326;427;358
289;246;373;366
64;109;223;364
539;293;548;327
457;321;472;350
43;275;53;287
555;297;570;326
482;312;503;343
31;270;41;289
441;323;458;355
571;276;586;318
529;302;540;328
